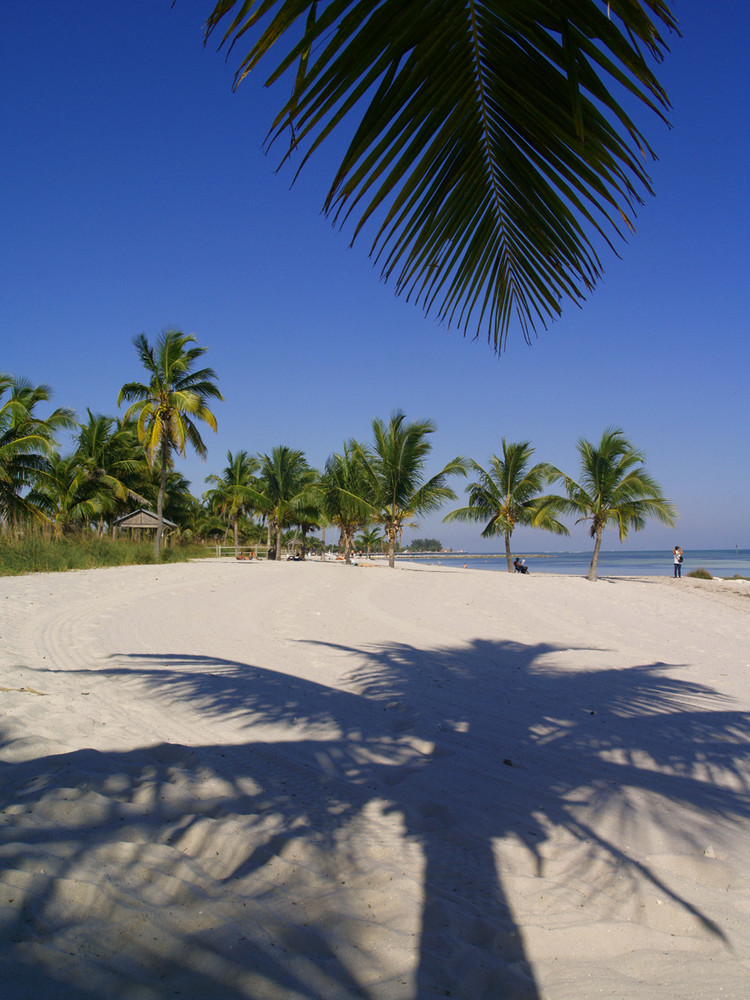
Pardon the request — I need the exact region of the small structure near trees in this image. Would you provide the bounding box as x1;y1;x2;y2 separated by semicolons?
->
112;508;177;543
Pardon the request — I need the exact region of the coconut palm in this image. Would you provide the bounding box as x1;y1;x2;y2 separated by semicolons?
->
118;330;223;558
319;443;371;565
356;526;384;559
73;411;149;532
30;453;105;538
355;412;466;568
0;375;76;529
291;515;321;561
541;427;677;581
204;450;261;556
207;1;677;351
444;439;568;572
252;446;318;560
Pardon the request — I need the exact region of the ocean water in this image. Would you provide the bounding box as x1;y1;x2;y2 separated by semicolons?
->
399;549;750;578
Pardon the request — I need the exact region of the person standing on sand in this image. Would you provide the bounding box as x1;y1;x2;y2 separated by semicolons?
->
673;545;683;578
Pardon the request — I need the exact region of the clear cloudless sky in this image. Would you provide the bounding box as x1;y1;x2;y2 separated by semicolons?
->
2;1;748;553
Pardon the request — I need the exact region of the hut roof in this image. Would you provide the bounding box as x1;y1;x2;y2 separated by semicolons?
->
113;508;177;530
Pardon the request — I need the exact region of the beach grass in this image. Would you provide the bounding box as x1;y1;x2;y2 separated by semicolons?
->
0;534;211;576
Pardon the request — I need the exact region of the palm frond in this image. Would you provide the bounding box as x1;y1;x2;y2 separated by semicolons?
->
208;0;677;350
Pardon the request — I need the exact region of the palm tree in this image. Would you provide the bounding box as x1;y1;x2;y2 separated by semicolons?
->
204;450;261;556
206;1;677;351
253;446;318;560
118;330;223;558
30;452;105;538
159;471;202;541
73;411;149;533
356;526;384;559
355;412;466;568
541;427;677;581
0;375;76;530
319;443;371;565
444;439;568;572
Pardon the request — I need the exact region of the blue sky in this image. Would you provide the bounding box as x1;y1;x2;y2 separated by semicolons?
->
2;2;748;552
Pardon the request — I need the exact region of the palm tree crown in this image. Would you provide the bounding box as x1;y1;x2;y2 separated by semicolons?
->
207;1;678;350
445;439;568;571
118;329;222;556
355;412;466;567
319;442;372;565
253;446;318;560
542;427;677;581
204;450;261;555
0;374;76;528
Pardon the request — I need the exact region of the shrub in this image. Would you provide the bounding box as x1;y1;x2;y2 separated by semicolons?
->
0;534;211;576
686;567;712;580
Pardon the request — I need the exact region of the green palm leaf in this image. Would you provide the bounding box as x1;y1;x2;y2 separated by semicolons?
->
208;1;677;350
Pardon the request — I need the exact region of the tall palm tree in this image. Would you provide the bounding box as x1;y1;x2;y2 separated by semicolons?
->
253;446;318;560
355;412;466;568
541;427;677;581
444;439;568;571
319;443;371;565
0;375;76;530
204;450;261;556
206;1;677;351
118;330;223;557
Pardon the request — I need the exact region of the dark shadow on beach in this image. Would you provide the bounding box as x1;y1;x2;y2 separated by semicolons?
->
1;638;748;999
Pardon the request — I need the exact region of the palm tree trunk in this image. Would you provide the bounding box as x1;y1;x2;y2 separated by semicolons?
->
505;532;513;572
274;518;283;561
387;525;397;568
588;528;603;581
233;517;239;557
320;525;326;560
155;436;168;559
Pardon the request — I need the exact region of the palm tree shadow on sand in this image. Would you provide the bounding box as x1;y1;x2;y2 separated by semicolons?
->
1;637;748;999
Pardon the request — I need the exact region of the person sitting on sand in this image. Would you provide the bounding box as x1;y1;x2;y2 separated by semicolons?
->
513;558;528;574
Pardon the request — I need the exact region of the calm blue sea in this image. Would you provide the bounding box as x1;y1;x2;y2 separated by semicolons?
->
399;549;750;578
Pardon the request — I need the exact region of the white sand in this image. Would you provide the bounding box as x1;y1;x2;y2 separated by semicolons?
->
1;559;748;999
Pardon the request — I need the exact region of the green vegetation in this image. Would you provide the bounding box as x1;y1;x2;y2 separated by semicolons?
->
206;1;677;351
2;347;682;580
687;568;713;580
319;443;371;566
354;413;467;568
252;446;318;561
355;527;384;558
203;450;260;557
0;533;210;576
445;440;568;572
409;538;443;552
537;428;677;582
119;329;223;558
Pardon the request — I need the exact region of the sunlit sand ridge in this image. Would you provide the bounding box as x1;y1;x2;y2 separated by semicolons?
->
1;560;748;999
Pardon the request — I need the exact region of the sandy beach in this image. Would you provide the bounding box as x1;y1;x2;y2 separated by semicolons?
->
1;559;748;999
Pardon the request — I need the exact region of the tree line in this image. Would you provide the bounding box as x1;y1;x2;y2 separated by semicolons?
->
2;329;676;581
